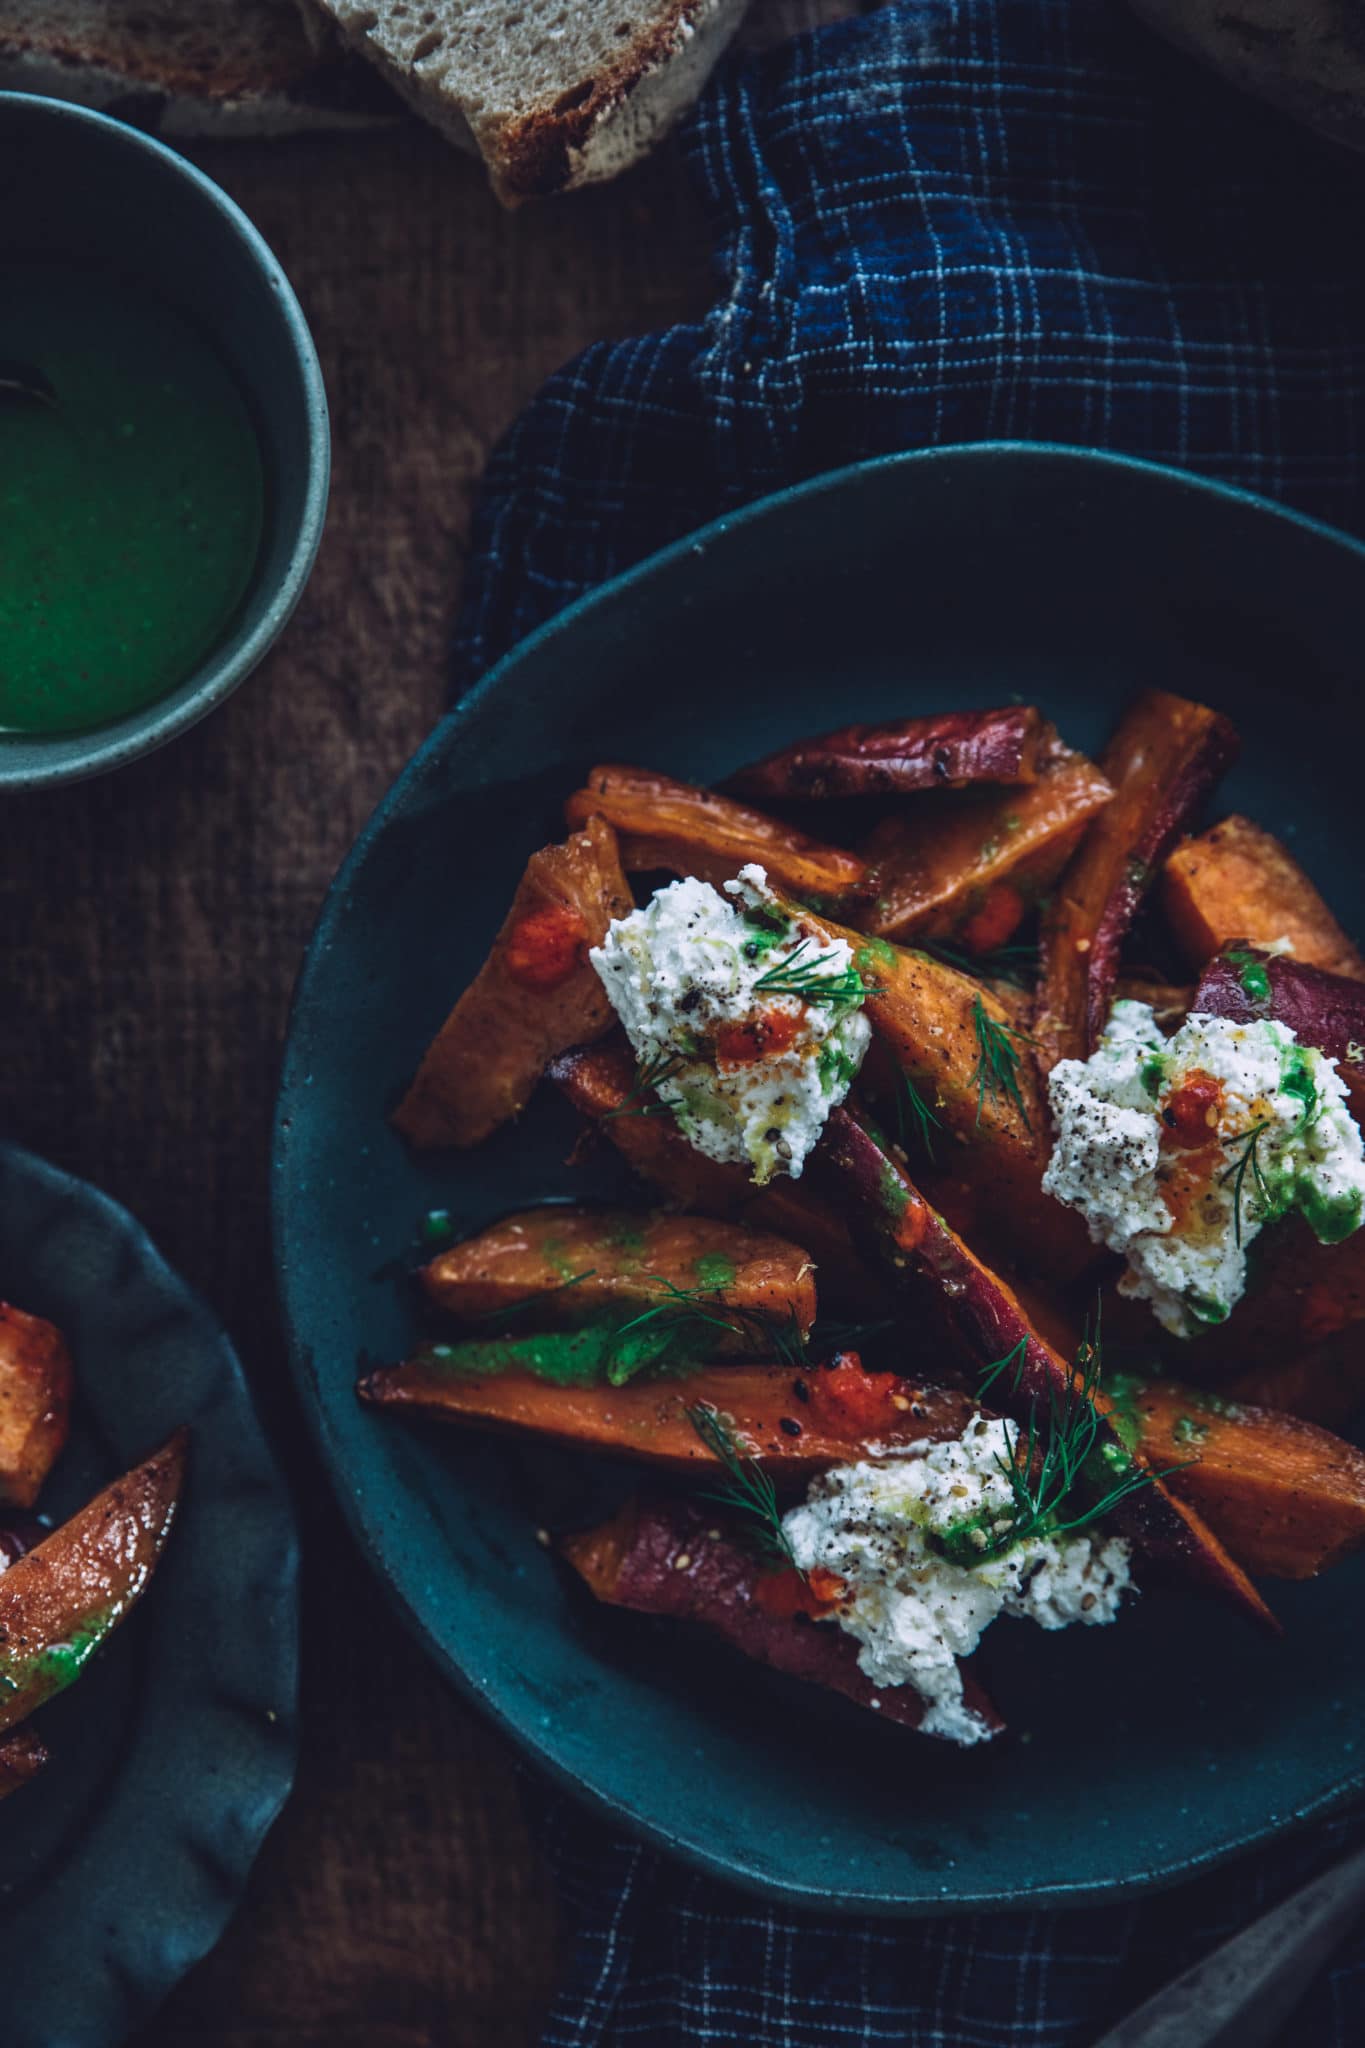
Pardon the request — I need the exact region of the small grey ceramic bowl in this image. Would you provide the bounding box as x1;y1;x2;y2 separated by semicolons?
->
0;93;329;788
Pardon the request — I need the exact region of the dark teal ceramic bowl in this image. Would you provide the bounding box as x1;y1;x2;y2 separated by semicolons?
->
0;1143;299;2046
274;444;1365;1914
0;93;328;788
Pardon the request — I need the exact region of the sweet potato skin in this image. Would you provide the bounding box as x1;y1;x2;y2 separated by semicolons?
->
421;1208;817;1348
0;1728;48;1801
1035;690;1238;1069
0;1304;73;1511
727;706;1045;801
1195;947;1365;1128
1115;1376;1365;1578
564;765;868;903
861;730;1113;947
1163;817;1365;981
562;1497;1004;1740
393;816;632;1151
360;1357;975;1478
816;1107;1277;1630
0;1431;186;1736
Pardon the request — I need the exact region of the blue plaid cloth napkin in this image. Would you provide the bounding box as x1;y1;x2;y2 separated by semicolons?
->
452;2;1365;2039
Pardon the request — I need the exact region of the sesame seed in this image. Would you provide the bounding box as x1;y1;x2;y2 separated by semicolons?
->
674;1553;692;1571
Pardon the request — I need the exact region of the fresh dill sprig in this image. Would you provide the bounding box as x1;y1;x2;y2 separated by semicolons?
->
753;936;881;1007
686;1401;803;1574
894;1070;941;1163
946;1318;1169;1565
602;1047;689;1119
970;994;1035;1130
616;1274;808;1368
470;1268;598;1326
976;1334;1029;1402
921;938;1040;990
1218;1118;1274;1249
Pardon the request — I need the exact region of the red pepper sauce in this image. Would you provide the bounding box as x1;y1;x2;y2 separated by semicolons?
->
504;903;590;990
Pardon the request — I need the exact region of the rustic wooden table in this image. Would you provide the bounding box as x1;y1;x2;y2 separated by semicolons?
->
6;119;710;2048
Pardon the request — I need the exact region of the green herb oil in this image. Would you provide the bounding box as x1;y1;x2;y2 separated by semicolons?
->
0;263;264;735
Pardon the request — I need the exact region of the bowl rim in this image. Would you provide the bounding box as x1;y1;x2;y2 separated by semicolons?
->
273;439;1365;1916
0;90;330;790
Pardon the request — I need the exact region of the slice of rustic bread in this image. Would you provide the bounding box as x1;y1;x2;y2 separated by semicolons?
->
309;0;752;202
0;0;401;136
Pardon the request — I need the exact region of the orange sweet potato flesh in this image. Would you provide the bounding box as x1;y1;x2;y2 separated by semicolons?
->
0;1430;186;1736
421;1208;817;1349
1117;1377;1365;1579
393;816;632;1150
564;765;869;904
1162;816;1365;981
815;1106;1277;1630
547;1035;883;1311
0;1304;74;1511
359;1357;975;1479
1035;690;1238;1070
860;729;1113;948
0;1728;48;1800
727;705;1046;801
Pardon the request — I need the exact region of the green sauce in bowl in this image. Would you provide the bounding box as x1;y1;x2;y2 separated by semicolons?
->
0;263;264;736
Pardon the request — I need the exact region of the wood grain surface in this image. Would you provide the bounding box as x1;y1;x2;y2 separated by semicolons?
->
6;8;858;2041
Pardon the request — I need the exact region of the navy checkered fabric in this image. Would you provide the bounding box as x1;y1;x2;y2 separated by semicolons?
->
451;2;1365;2039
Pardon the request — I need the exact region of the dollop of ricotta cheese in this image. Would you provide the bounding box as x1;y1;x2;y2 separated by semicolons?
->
590;864;872;1184
783;1417;1132;1747
1043;1000;1365;1337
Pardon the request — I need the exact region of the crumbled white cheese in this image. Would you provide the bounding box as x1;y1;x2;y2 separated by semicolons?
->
783;1416;1131;1747
1043;1001;1365;1337
590;864;871;1184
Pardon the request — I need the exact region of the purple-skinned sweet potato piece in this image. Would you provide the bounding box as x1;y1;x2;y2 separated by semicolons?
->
813;1106;1277;1631
1035;690;1238;1070
726;706;1046;802
0;1728;48;1801
1195;946;1365;1127
562;1495;1005;1742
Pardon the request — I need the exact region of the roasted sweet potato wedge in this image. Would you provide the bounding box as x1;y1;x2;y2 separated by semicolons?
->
1163;817;1365;981
393;816;632;1150
815;1107;1277;1629
366;1345;1365;1583
1113;1376;1365;1578
562;1496;1004;1741
0;1430;186;1736
1035;690;1238;1069
564;765;868;904
1195;946;1365;1128
727;706;1046;802
360;1354;975;1477
0;1304;73;1511
777;900;1095;1282
860;729;1113;949
421;1208;817;1348
548;1035;881;1310
0;1728;48;1802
